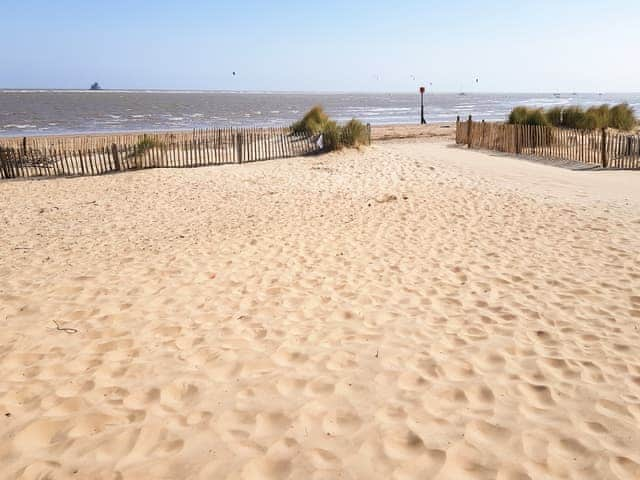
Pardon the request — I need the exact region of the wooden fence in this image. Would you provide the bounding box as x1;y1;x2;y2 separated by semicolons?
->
456;116;640;169
0;127;321;180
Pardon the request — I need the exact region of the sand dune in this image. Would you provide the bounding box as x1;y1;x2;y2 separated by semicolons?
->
1;140;639;479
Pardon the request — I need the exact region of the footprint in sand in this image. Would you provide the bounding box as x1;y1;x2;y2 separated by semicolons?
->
322;408;362;436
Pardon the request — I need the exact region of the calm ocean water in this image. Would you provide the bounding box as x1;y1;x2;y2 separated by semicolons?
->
1;90;639;137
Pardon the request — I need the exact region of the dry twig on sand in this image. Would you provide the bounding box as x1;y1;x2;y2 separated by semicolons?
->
52;320;78;334
374;194;398;204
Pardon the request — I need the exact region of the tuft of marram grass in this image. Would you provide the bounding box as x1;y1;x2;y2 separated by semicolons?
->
525;109;550;126
508;107;530;125
134;135;164;155
561;106;587;129
127;135;164;167
507;103;637;131
507;107;549;126
291;107;369;152
341;118;369;147
290;105;330;135
609;103;636;131
546;107;563;127
586;105;610;129
322;121;342;151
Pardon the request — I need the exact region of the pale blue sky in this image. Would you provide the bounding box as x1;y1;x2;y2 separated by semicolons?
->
2;0;639;92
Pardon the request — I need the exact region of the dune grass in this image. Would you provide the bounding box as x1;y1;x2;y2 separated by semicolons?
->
133;135;164;156
340;119;370;148
508;107;550;127
546;107;563;127
322;121;342;151
291;106;369;151
609;103;636;130
126;135;164;167
508;103;636;131
290;106;330;136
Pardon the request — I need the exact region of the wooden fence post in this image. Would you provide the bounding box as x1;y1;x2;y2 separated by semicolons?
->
0;147;13;179
467;115;473;148
237;131;243;164
111;143;121;171
601;128;608;168
515;125;522;154
22;137;27;157
366;123;371;145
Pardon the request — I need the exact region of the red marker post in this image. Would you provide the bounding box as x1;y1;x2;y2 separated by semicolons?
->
419;86;427;125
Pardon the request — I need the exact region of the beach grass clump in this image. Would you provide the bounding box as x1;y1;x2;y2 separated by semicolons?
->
127;135;164;167
508;103;637;131
609;103;636;131
290;105;331;135
508;107;530;125
525;108;550;127
340;118;370;147
546;107;563;127
133;134;164;156
586;105;610;129
322;121;342;151
507;107;549;126
291;107;369;151
579;111;601;130
561;106;588;129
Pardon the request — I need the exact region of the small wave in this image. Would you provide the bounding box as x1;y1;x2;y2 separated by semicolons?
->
1;90;51;94
4;124;37;129
349;107;412;112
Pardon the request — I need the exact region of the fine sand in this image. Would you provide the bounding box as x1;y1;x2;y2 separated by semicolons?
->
1;140;640;480
371;123;456;142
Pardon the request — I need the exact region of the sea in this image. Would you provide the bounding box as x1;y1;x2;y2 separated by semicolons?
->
1;90;639;137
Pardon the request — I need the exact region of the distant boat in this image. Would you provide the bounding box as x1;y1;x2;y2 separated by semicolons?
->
90;82;102;91
459;92;466;96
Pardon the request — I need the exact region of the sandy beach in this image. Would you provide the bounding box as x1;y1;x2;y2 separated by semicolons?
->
1;138;640;479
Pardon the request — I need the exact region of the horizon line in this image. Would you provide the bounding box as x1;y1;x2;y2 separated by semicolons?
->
2;88;640;96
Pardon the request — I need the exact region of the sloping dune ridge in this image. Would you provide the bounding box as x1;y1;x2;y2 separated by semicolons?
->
1;140;639;479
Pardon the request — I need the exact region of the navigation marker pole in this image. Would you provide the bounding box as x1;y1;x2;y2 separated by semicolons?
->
420;86;427;125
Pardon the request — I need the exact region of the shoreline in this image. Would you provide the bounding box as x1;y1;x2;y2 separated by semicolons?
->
0;123;458;144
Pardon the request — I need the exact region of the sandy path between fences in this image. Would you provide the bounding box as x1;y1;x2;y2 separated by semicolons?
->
1;141;639;479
